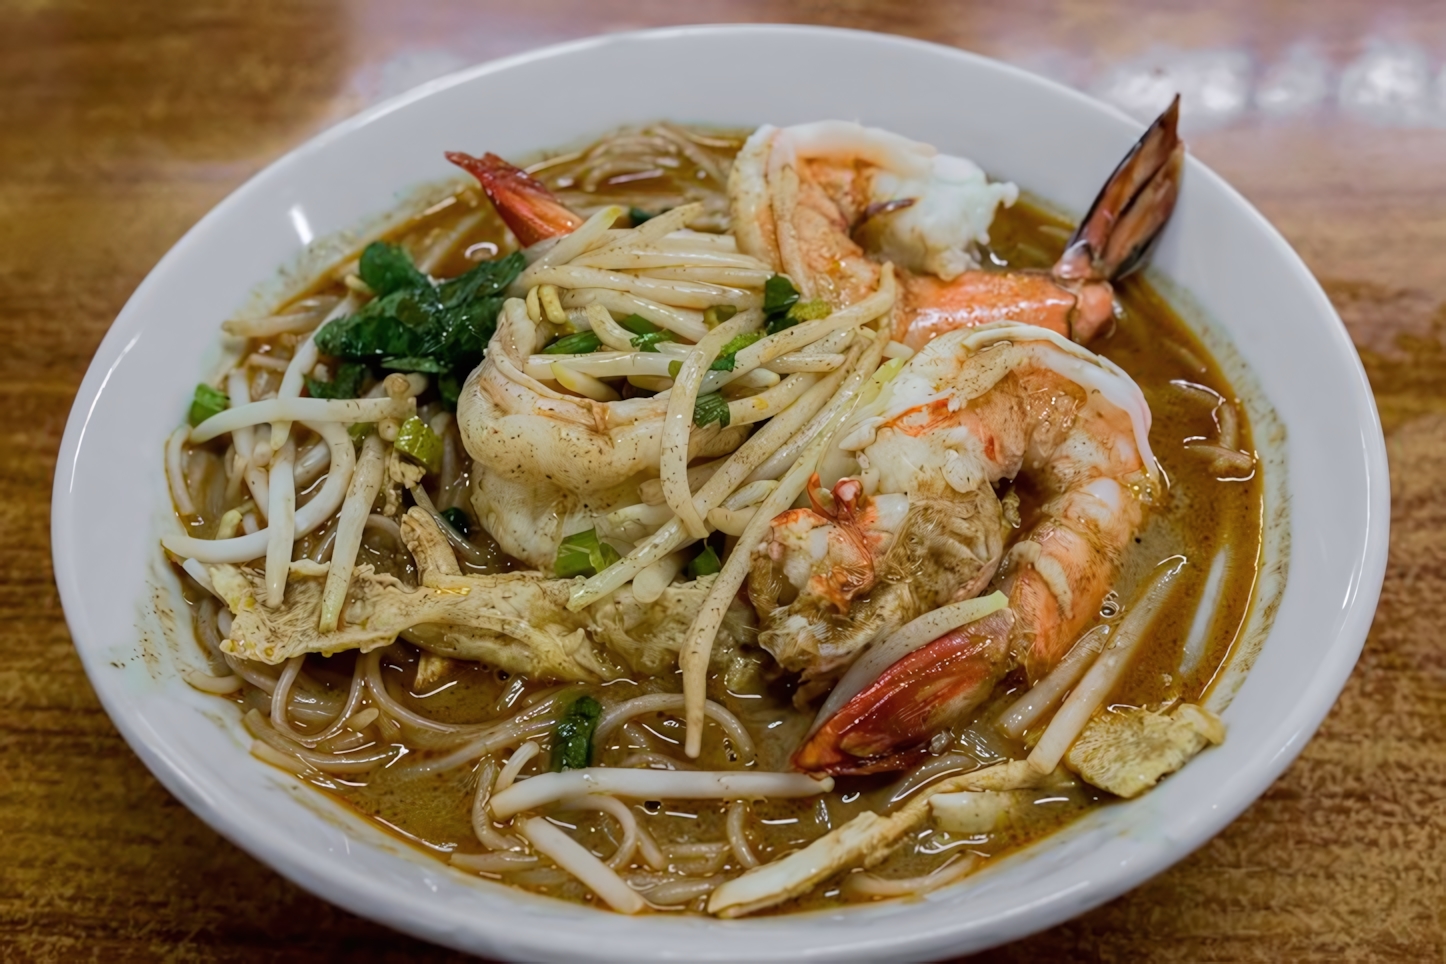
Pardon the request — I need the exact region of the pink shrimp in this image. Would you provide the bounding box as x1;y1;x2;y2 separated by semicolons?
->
778;323;1158;775
728;97;1184;348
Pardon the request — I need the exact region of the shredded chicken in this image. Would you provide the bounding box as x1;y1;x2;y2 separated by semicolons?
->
210;509;741;682
1065;703;1225;798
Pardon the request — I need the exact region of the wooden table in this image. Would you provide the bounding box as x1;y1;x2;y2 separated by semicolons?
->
4;1;1443;959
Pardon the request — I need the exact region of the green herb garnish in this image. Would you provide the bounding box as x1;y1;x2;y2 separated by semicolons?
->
687;545;722;578
313;243;525;407
617;314;661;335
550;695;603;771
437;371;463;408
762;274;800;333
632;330;677;352
304;361;368;399
542;330;603;355
394;415;442;475
554;528;621;579
188;384;229;427
710;331;765;372
359;240;429;296
693;391;731;429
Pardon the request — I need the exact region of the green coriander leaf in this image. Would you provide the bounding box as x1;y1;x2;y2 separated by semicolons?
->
304;361;369;399
693;391;731;429
763;274;800;316
359;242;428;296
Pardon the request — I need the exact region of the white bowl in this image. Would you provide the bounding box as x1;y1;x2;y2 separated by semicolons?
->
51;24;1387;963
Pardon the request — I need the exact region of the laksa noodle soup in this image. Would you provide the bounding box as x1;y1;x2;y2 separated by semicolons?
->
164;100;1262;916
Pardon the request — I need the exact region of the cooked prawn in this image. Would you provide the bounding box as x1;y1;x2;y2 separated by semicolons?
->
767;322;1159;774
457;297;750;569
728;98;1184;348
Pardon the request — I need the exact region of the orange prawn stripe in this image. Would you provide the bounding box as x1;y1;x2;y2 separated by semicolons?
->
793;610;1014;776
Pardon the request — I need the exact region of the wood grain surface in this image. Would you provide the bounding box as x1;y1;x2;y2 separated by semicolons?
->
3;1;1444;960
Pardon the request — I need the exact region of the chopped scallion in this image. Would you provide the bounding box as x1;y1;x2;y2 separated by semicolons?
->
554;528;621;578
542;330;602;355
394;415;442;474
710;330;765;371
631;329;677;352
617;314;661;335
693;391;731;429
687;545;722;578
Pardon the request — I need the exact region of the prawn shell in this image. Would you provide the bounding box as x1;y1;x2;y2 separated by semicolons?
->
793;608;1013;775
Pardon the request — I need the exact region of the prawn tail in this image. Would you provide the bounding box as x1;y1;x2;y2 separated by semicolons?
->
1054;95;1185;285
792;612;1013;776
445;150;583;246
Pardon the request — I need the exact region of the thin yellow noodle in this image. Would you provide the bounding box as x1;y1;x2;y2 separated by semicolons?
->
842;854;978;899
661;311;761;538
516;205;626;286
244;709;392;775
526;352;674;381
583;303;639;352
582;202;703;259
631;550;688;604
550;362;621;402
571;246;764;272
269;294;355;453
495;740;541;792
190;396;413;443
726;801;760;869
165;427;196;516
642;265;774;287
556;794;641;869
268;655;320;747
768;352;845;373
559;288;709;341
451;851;538;874
470;757;527;852
181;668;244;695
525;264;754;311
